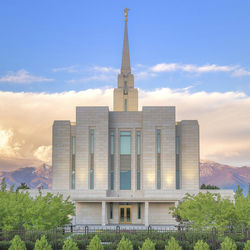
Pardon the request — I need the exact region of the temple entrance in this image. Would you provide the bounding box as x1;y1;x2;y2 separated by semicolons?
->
119;205;132;224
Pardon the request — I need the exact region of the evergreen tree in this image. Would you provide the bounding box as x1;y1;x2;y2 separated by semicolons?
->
165;237;182;250
8;235;26;250
200;184;220;189
62;238;79;250
194;240;209;250
235;185;243;200
87;235;103;250
34;235;52;250
139;238;155;250
16;183;30;192
116;236;133;250
0;177;7;192
221;237;236;250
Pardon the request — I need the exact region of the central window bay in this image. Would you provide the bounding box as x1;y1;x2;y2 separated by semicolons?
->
120;131;131;190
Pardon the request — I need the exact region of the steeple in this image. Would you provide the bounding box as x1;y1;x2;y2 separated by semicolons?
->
121;8;131;75
113;8;138;112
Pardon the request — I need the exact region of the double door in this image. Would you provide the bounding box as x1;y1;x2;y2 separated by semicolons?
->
119;205;132;224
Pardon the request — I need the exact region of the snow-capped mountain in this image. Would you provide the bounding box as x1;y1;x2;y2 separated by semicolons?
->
0;160;249;194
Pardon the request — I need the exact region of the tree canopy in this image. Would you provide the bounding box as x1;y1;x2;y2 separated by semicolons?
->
170;187;250;230
0;179;75;230
200;184;220;189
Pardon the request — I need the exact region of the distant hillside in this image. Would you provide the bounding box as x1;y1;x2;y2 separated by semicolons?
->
0;160;249;194
0;164;51;189
200;160;249;195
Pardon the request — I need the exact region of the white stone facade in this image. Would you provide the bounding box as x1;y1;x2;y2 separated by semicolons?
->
42;11;234;226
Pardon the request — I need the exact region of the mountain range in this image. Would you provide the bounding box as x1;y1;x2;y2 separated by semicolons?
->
0;160;249;194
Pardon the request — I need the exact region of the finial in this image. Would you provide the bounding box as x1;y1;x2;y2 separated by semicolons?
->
124;8;130;22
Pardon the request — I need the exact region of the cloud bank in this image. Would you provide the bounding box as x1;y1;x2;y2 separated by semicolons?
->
0;87;250;170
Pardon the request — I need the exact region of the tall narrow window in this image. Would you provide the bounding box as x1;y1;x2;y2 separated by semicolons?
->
72;136;76;189
137;131;141;190
120;131;131;190
138;203;141;219
176;136;180;189
157;129;161;189
90;129;94;189
110;203;113;219
124;81;128;95
110;131;114;190
124;99;127;112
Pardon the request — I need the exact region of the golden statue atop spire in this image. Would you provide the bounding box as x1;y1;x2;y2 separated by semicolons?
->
124;8;130;22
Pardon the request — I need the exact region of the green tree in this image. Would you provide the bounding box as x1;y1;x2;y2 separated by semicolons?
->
62;238;79;250
235;185;243;200
234;186;250;228
27;191;74;229
87;235;103;250
221;237;236;250
170;192;222;229
16;183;29;192
194;240;209;250
165;237;182;250
170;192;238;230
0;188;75;230
0;177;7;192
116;236;133;250
139;238;155;250
244;240;250;250
200;184;220;189
34;235;52;250
8;235;26;250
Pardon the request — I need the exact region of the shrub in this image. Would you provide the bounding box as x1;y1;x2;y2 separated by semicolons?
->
244;240;250;250
139;238;155;250
87;235;104;250
117;236;133;250
8;235;26;250
34;235;52;250
165;237;182;250
9;235;26;250
221;237;236;250
62;238;79;250
194;240;209;250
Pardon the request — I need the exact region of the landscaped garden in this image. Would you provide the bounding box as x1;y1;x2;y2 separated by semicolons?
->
0;178;249;249
1;229;250;249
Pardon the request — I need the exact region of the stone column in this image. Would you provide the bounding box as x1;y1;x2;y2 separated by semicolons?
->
102;201;106;226
144;201;149;227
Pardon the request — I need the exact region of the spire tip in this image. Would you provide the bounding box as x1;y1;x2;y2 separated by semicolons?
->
124;8;130;22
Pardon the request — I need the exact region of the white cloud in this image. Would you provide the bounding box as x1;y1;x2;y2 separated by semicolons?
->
52;65;79;73
90;66;119;74
0;128;22;158
231;68;250;77
67;74;116;83
53;63;250;84
1;87;250;168
34;145;52;163
150;63;237;73
0;69;53;83
67;66;119;83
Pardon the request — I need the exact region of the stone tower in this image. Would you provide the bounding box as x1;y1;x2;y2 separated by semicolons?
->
113;9;138;111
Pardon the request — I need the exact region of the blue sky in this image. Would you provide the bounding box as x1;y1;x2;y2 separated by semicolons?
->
0;0;250;94
1;1;250;169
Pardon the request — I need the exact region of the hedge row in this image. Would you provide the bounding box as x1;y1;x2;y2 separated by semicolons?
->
1;234;250;250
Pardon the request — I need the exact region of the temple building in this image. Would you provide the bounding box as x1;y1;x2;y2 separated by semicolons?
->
49;9;233;226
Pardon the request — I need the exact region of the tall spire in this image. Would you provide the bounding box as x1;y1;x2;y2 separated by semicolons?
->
121;8;131;75
113;8;138;112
